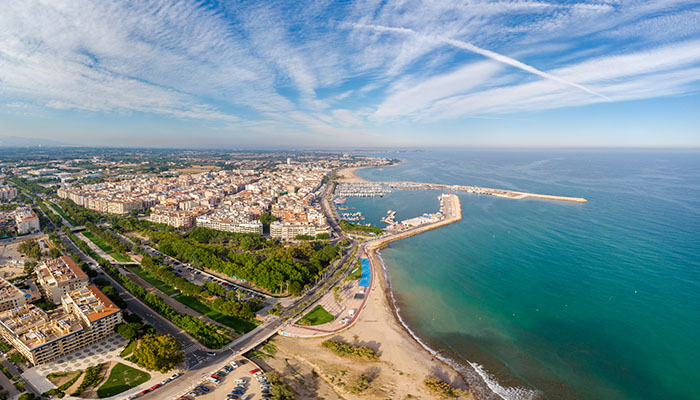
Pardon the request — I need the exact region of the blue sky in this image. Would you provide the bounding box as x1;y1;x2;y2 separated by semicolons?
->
1;0;699;148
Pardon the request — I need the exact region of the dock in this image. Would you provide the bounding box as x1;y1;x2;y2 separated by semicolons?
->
366;193;462;251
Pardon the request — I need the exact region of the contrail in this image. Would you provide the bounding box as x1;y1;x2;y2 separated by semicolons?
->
354;23;608;99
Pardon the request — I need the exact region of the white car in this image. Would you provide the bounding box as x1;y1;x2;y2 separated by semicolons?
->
230;361;239;368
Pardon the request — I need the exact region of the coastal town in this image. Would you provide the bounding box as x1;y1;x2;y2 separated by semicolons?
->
0;148;587;400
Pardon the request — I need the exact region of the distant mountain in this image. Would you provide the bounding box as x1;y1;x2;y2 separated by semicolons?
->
0;135;67;147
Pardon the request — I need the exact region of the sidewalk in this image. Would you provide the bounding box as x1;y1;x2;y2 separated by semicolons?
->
280;254;372;338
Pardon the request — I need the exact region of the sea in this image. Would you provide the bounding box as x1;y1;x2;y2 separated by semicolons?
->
343;149;700;400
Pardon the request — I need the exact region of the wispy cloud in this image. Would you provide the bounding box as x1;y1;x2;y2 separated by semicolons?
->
353;23;608;99
0;0;699;145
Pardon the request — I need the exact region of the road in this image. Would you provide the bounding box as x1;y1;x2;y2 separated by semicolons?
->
29;178;357;400
56;232;209;367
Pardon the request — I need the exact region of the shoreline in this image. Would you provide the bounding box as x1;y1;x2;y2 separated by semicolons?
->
336;160;401;183
363;193;533;400
371;247;536;400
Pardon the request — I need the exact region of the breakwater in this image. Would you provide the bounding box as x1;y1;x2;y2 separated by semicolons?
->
383;181;587;203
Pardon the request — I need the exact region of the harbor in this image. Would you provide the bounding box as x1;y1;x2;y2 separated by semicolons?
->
335;182;391;197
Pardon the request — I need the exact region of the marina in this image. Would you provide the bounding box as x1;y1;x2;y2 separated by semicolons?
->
335;182;391;197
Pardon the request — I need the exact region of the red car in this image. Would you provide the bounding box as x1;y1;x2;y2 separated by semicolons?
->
249;369;260;374
150;384;161;390
140;389;151;395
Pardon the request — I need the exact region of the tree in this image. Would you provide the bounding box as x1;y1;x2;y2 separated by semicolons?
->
257;213;277;227
18;393;38;400
18;240;41;260
266;371;296;400
132;334;183;372
116;323;141;341
23;260;37;275
8;352;26;365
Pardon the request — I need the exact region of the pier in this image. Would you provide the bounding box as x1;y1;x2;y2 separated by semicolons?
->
353;181;587;203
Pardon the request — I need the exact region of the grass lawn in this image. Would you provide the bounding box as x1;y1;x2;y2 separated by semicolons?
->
119;340;137;358
82;231;132;262
346;262;363;281
127;266;179;296
298;305;334;326
47;201;77;226
174;294;257;333
96;363;150;398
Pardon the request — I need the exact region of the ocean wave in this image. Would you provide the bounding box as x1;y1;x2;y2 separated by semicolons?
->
377;250;540;400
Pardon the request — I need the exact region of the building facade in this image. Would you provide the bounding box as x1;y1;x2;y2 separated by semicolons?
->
35;256;89;303
0;186;18;201
196;215;263;235
14;208;40;235
270;221;325;240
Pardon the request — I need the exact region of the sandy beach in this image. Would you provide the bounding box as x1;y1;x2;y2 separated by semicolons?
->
266;194;472;399
335;166;371;183
271;250;473;399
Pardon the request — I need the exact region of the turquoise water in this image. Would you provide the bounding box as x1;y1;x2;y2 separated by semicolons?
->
347;150;700;400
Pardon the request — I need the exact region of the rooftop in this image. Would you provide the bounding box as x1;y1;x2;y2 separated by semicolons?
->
0;276;24;300
35;256;87;286
0;304;82;349
65;286;120;322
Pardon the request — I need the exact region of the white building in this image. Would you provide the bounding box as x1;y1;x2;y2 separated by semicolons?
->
270;221;324;241
14;207;40;235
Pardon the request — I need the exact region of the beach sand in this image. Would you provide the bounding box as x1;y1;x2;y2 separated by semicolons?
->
269;246;473;400
335;166;370;183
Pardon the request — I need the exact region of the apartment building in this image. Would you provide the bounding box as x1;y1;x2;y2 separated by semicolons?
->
0;277;27;312
270;221;321;240
35;256;89;303
147;206;196;229
14;207;40;235
0;186;17;201
196;215;263;235
0;286;122;365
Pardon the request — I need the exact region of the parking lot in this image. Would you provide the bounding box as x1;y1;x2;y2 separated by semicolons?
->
143;246;269;302
0;235;48;279
182;357;270;400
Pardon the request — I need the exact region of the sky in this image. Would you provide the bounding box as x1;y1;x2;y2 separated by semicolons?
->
1;0;699;148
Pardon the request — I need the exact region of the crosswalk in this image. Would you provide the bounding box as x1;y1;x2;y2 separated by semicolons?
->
182;343;199;355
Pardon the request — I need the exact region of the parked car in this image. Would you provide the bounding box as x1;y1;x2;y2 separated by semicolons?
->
230;361;239;368
249;369;260;374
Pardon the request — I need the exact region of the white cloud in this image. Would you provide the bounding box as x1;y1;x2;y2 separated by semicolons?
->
0;0;698;143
